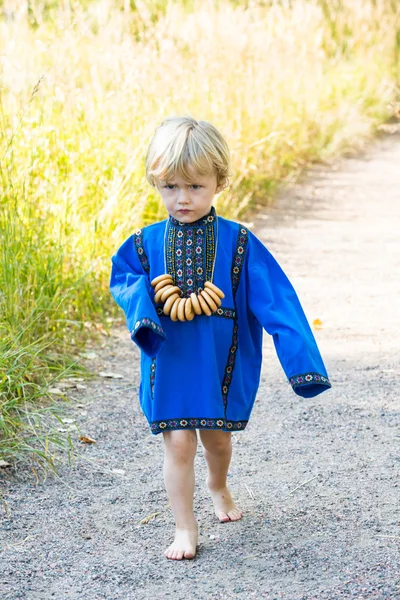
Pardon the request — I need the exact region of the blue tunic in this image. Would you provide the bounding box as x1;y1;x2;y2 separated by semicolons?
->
110;207;331;435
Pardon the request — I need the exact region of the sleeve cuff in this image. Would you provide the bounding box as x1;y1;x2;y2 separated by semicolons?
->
130;318;167;357
289;372;331;398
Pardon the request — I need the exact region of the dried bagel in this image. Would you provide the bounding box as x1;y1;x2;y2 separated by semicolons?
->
185;298;195;321
197;293;212;316
204;281;225;299
163;292;180;315
200;290;218;313
155;284;173;304
170;297;181;322
177;298;187;322
154;278;173;293
151;273;173;287
190;292;202;315
203;287;222;307
161;285;181;303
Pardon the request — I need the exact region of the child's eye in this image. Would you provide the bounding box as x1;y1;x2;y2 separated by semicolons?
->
191;185;201;190
165;184;176;190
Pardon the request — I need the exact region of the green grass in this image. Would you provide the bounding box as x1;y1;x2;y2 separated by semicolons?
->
0;0;399;464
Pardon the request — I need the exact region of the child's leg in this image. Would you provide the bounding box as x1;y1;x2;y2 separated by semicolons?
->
162;429;198;560
199;430;243;523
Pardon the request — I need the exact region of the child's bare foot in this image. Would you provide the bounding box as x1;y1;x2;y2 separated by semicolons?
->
164;523;198;560
207;480;243;522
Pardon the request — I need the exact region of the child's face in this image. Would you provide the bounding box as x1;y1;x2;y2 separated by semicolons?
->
155;168;222;224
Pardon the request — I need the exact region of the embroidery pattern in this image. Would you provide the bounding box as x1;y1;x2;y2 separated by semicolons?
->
175;229;184;290
289;372;331;389
205;222;215;283
215;307;236;319
184;227;195;296
195;227;204;293
150;417;248;435
167;208;216;297
222;323;238;407
221;225;249;412
232;227;249;295
133;229;150;274
131;317;165;338
150;358;156;398
166;226;177;283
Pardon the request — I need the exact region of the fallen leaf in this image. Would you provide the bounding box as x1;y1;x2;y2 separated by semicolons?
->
48;388;64;395
312;318;323;330
75;384;87;391
99;372;123;379
79;435;96;444
0;460;11;468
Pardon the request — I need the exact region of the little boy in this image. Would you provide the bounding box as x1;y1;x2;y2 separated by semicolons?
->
110;116;331;559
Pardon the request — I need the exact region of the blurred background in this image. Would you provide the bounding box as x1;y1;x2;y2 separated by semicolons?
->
0;0;399;461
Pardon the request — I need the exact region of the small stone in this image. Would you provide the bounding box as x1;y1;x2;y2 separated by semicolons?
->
99;372;123;379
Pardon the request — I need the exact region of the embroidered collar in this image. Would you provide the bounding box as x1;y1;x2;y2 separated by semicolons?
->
168;206;216;227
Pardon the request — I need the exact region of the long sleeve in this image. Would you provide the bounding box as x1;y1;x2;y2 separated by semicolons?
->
110;236;166;357
246;230;331;398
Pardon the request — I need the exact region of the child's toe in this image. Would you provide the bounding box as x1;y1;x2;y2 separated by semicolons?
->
228;508;243;521
216;510;230;522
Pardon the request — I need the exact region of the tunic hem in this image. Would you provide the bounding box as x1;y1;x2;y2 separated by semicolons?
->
149;417;248;435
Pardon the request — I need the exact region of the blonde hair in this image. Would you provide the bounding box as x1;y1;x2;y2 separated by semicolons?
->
145;116;231;190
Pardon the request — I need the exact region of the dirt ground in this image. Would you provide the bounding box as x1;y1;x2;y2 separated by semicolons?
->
1;134;399;600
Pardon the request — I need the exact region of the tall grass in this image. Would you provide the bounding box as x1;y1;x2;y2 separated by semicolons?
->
0;0;399;462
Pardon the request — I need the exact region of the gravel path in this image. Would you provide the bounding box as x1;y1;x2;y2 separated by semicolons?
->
1;134;399;600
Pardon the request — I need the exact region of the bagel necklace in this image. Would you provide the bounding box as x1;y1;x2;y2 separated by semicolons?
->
150;212;225;322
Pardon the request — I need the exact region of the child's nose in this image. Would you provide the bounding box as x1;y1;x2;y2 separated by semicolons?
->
178;188;190;203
